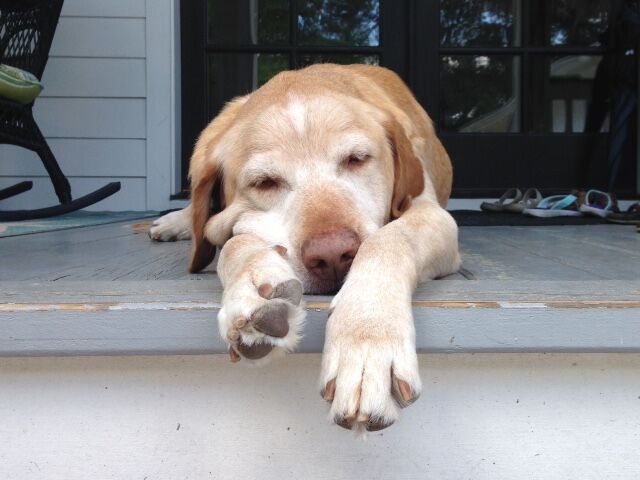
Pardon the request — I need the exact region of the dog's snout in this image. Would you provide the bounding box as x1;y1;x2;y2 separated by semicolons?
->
301;229;361;288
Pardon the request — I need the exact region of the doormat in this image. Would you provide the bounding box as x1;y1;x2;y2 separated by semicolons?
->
451;210;608;227
0;211;159;238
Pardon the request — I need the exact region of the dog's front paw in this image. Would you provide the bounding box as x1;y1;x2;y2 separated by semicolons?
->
219;256;305;364
149;209;191;241
319;287;421;432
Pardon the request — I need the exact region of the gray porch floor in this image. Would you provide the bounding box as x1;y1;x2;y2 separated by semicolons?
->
1;219;639;356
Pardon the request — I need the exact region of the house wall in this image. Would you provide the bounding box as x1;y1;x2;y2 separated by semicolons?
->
1;353;640;480
0;0;180;212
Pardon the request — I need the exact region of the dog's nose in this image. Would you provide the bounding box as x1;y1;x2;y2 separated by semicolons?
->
301;229;361;286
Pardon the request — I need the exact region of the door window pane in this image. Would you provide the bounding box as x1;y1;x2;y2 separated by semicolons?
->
529;0;609;47
208;0;290;45
440;55;520;132
440;0;521;47
207;53;289;116
529;55;606;132
297;0;379;46
298;53;379;67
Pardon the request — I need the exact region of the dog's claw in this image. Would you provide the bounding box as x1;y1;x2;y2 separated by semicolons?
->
227;328;241;342
322;378;336;402
335;416;353;430
391;374;418;408
274;245;288;257
366;418;394;431
229;347;241;363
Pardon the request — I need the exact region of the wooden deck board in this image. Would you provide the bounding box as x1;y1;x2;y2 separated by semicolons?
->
1;220;637;282
1;219;638;355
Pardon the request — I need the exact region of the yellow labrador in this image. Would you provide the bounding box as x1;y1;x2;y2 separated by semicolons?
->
150;64;461;432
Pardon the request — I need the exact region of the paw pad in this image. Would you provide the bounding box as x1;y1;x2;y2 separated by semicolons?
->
251;302;290;338
223;278;304;363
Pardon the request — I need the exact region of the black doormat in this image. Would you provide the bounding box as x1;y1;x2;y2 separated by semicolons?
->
450;210;608;227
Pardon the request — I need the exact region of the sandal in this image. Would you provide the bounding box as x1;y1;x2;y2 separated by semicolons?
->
480;188;522;213
579;190;618;218
607;202;640;225
523;194;583;217
503;188;543;213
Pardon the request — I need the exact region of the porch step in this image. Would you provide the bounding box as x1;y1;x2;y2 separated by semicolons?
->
1;279;639;356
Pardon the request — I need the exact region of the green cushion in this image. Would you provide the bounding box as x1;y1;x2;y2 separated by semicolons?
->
0;63;43;104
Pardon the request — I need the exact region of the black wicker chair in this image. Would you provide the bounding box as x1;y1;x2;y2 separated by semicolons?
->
0;0;120;221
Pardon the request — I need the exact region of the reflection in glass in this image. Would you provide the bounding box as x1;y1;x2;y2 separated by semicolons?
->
208;0;290;45
440;0;520;47
529;0;609;47
298;53;379;67
297;0;379;46
207;54;289;116
530;55;605;132
440;55;520;132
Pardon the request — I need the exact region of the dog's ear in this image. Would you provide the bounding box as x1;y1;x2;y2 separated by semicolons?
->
385;116;424;219
188;96;247;273
188;151;222;273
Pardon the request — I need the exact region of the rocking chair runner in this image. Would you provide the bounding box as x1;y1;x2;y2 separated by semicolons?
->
0;0;120;221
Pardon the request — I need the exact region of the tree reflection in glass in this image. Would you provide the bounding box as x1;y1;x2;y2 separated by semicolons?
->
440;0;518;47
440;55;519;133
297;0;379;46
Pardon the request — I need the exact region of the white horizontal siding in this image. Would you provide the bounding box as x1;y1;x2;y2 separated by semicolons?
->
0;140;145;177
0;177;147;211
61;0;146;18
34;98;146;139
42;58;145;98
51;18;145;58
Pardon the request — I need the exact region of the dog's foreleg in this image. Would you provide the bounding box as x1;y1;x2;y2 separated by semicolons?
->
319;196;461;431
217;233;306;364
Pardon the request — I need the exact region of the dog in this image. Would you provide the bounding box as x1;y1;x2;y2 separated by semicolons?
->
149;64;461;432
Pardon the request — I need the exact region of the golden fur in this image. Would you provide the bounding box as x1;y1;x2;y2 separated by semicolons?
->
149;64;460;433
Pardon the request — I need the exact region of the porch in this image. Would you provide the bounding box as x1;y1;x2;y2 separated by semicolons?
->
2;220;640;479
1;219;639;356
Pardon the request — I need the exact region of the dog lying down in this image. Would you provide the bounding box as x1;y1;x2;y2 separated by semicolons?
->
150;64;461;432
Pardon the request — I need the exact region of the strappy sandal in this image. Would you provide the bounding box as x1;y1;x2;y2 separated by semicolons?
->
579;190;618;218
480;188;522;213
607;202;640;225
523;193;583;217
503;188;542;213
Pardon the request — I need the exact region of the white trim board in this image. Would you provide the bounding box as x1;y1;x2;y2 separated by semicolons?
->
145;0;181;210
1;280;639;357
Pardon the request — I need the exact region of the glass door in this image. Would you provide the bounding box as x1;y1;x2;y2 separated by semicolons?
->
415;0;637;196
181;1;637;196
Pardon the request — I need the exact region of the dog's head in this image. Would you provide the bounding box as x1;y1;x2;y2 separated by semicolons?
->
189;85;424;294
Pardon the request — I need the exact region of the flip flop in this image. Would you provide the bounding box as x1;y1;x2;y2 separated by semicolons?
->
503;188;543;213
523;194;583;217
480;188;522;213
607;202;640;225
579;190;618;218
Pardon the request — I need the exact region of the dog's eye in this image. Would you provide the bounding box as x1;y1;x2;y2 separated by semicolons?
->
252;177;280;190
345;154;369;168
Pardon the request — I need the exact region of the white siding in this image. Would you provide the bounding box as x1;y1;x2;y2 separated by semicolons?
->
1;0;178;211
43;58;146;98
